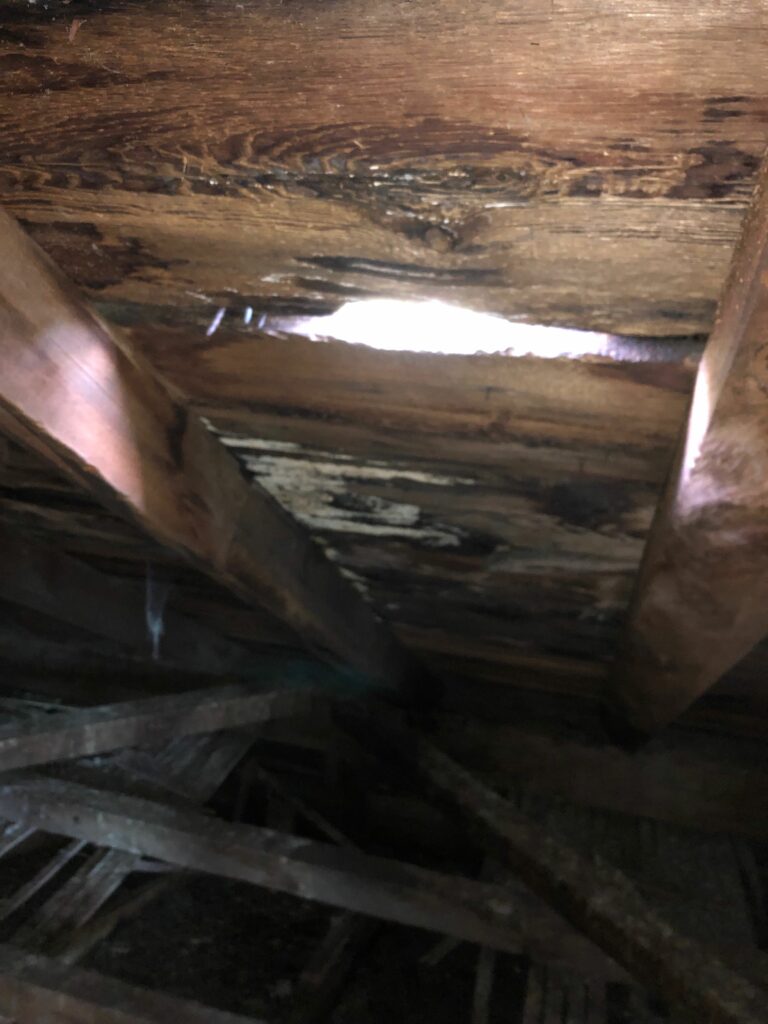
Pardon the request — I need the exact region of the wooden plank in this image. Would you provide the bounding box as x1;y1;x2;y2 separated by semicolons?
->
0;208;422;698
3;1;766;334
0;773;627;982
340;706;766;1024
0;524;249;674
0;943;264;1024
0;684;316;773
16;730;257;960
612;151;768;732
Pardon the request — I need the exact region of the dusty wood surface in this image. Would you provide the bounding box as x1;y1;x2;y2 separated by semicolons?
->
0;524;250;674
0;943;264;1024
0;208;422;697
613;151;768;732
2;0;767;334
0;684;315;773
12;729;257;959
343;705;766;1024
0;773;627;981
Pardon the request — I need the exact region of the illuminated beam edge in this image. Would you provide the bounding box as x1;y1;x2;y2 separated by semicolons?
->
0;207;423;699
611;149;768;733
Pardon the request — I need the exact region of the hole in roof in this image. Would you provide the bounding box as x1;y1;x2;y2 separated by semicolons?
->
270;299;700;364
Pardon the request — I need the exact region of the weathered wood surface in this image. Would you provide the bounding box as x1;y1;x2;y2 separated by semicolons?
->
613;153;768;732
0;524;251;673
0;209;421;696
0;684;315;773
2;0;767;334
341;705;766;1024
12;729;257;958
134;324;698;688
0;773;627;981
0;944;264;1024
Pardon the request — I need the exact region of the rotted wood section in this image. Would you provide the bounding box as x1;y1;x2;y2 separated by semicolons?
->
2;0;767;335
613;152;768;732
130;319;699;702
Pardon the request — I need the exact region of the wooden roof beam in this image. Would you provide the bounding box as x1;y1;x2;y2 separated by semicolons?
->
0;773;626;982
0;207;422;699
611;151;768;733
335;704;767;1024
0;684;316;774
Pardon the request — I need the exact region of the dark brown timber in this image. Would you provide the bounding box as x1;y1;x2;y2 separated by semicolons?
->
0;773;625;982
2;0;767;335
0;943;263;1024
336;705;766;1024
0;685;316;773
0;207;421;696
613;150;768;732
0;524;248;674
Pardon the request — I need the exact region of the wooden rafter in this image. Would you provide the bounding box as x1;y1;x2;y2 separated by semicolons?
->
0;524;249;674
612;151;768;733
0;944;262;1024
0;773;625;982
337;705;766;1024
0;207;422;697
0;684;316;774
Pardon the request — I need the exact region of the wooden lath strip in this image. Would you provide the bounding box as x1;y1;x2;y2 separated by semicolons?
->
0;772;625;982
14;730;257;960
0;207;423;697
0;684;317;774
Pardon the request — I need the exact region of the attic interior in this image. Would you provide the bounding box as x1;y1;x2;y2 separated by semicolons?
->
2;1;768;1021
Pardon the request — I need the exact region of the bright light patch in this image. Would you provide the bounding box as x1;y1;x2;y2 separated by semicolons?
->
271;299;697;364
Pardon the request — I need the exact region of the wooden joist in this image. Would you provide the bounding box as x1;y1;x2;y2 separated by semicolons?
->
0;524;248;674
612;151;768;732
3;0;767;335
0;773;625;982
0;685;315;774
14;730;258;960
0;944;263;1024
338;706;765;1024
0;207;422;697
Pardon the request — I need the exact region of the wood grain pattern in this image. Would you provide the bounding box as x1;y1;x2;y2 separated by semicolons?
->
614;151;768;732
130;323;698;681
0;208;421;697
2;0;767;333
